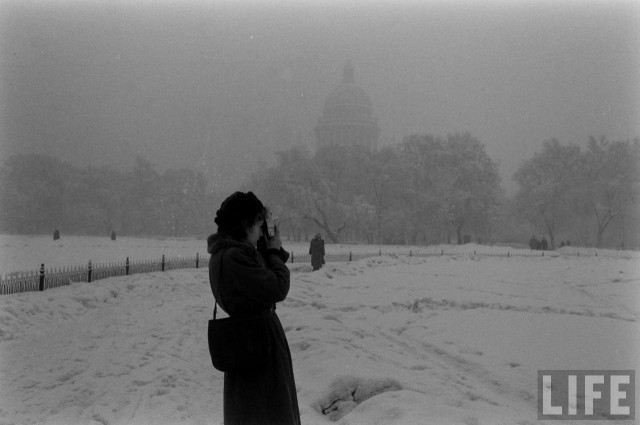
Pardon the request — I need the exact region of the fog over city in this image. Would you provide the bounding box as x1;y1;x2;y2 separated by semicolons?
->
2;0;638;193
1;3;640;423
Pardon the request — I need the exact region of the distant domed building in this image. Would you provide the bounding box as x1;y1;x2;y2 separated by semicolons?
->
315;61;380;150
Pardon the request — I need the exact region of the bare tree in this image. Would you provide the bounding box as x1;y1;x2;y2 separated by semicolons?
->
513;139;582;249
578;137;640;247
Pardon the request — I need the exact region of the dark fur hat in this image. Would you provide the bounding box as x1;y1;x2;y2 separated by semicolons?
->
214;191;266;240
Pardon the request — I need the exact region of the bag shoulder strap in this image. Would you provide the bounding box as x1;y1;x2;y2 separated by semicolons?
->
212;249;272;320
213;250;226;320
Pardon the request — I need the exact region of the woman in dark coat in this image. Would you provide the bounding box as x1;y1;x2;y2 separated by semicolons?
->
207;191;301;425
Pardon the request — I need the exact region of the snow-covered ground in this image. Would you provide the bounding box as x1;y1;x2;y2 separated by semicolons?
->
0;236;639;424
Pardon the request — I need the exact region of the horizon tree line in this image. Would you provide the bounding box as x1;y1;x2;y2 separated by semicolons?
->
1;134;638;248
247;132;639;248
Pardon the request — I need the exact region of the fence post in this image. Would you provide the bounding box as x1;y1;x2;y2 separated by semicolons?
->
195;253;199;269
379;249;382;256
507;251;510;258
39;263;45;291
87;261;93;283
409;250;412;257
125;257;130;275
162;255;165;272
349;251;352;262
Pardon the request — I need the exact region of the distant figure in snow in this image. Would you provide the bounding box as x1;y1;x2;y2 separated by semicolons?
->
529;235;539;250
309;233;325;271
540;236;548;251
53;229;60;241
110;230;117;241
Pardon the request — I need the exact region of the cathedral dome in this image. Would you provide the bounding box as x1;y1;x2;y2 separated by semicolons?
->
315;62;380;149
325;79;373;110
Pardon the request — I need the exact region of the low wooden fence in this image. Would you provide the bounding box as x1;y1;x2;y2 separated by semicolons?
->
0;248;572;295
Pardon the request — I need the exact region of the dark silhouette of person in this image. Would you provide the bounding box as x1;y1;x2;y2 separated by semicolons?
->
309;233;325;271
207;191;300;425
529;235;539;250
540;236;548;251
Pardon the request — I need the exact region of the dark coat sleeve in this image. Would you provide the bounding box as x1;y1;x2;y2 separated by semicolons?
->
224;247;291;307
257;238;290;263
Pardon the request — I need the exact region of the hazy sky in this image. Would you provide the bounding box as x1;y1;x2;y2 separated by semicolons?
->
1;0;639;193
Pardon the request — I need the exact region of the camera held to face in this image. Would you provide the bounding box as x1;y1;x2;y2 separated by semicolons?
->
262;214;277;240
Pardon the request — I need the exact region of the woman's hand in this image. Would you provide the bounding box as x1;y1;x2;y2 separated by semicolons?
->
266;226;282;251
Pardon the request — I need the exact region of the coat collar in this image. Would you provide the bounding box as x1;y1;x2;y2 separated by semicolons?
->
207;233;255;256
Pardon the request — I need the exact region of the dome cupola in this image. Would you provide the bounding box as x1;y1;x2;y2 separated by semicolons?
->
315;61;380;150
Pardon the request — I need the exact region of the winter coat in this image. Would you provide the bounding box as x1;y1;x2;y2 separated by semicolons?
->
540;238;548;250
208;233;301;425
309;238;325;270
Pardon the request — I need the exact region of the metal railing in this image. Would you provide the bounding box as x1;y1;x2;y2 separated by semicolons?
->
1;253;206;295
0;247;581;295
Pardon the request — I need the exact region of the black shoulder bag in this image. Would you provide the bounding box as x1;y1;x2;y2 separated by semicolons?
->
207;254;273;372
